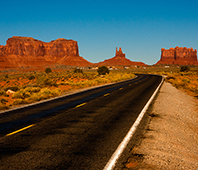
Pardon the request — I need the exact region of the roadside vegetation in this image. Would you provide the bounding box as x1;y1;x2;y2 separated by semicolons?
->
0;68;135;110
97;66;110;75
138;65;198;98
165;67;198;97
1;65;198;110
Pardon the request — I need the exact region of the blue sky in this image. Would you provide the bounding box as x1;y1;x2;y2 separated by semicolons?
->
1;0;198;65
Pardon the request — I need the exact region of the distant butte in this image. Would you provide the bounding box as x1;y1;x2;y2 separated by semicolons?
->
156;46;198;65
0;36;91;69
1;37;198;69
96;47;146;66
0;36;147;70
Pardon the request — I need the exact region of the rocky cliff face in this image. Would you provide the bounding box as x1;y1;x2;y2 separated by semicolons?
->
156;46;198;65
0;36;91;69
97;47;146;66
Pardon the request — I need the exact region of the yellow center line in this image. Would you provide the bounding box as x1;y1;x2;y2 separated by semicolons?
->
76;102;86;108
119;88;123;90
104;93;110;97
6;124;35;136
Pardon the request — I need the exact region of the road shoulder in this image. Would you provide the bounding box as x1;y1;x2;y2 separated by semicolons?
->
124;82;198;169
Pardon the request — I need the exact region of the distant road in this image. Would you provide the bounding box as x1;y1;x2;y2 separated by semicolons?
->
0;74;162;170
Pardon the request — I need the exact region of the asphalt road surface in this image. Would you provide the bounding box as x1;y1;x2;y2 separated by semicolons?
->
0;74;162;170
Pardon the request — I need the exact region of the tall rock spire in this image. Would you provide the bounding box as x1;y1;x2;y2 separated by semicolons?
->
115;47;125;58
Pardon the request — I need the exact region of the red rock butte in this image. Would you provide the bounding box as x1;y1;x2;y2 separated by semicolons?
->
96;47;146;66
0;37;146;69
0;36;91;69
156;46;198;65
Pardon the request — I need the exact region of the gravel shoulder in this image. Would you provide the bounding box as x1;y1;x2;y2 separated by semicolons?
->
125;82;198;169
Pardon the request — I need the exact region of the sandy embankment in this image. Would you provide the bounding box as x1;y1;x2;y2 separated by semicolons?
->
125;82;198;169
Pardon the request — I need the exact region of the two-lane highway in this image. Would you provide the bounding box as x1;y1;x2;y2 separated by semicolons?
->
0;74;163;170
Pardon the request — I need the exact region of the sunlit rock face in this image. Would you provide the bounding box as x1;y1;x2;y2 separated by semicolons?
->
156;46;198;65
96;47;146;66
115;47;125;58
0;36;91;69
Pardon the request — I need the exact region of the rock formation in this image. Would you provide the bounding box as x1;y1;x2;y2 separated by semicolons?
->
96;47;146;66
115;47;125;58
0;37;146;69
156;46;198;65
0;36;91;69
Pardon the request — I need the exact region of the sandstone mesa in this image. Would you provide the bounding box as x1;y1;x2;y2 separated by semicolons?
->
156;46;198;65
0;36;91;69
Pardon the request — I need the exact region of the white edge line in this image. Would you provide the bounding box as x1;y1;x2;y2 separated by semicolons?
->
103;76;164;170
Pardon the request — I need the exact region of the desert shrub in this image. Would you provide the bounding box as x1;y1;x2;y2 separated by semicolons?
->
74;68;83;73
4;86;19;92
45;67;52;74
0;103;9;110
44;79;58;87
13;90;31;99
33;88;61;100
83;72;97;80
12;91;23;99
36;88;53;100
36;74;46;85
28;93;41;102
166;76;176;81
58;81;69;85
64;73;72;79
41;88;52;94
0;90;7;96
13;87;41;99
1;98;8;104
180;66;190;72
182;78;190;83
13;99;24;105
97;66;109;75
51;88;61;96
44;79;51;86
24;87;41;93
14;87;59;102
28;75;35;80
95;77;108;84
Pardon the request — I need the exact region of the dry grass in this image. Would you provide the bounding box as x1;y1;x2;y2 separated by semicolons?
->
165;71;198;97
129;65;198;98
0;69;135;110
2;65;197;110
